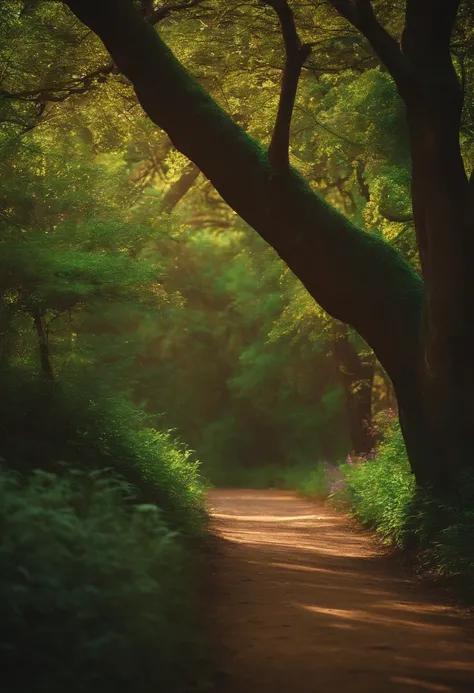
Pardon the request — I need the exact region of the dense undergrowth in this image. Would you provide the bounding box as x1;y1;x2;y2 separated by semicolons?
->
0;366;208;693
0;365;206;534
0;469;205;693
329;419;474;600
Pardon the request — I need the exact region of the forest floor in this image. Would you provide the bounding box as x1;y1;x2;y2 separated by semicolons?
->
207;489;474;693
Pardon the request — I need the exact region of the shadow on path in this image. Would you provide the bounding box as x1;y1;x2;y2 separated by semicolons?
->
208;489;474;693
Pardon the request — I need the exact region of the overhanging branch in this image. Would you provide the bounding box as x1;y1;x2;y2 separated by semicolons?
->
330;0;413;97
0;64;114;106
262;0;311;174
1;0;207;111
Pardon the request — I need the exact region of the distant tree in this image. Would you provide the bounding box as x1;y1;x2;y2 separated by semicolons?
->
134;222;349;472
0;134;168;382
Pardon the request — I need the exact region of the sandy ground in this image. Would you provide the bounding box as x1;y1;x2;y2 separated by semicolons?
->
207;489;474;693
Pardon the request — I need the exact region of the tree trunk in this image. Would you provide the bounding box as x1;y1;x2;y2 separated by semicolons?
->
32;309;55;381
330;329;375;456
161;162;200;213
397;1;473;490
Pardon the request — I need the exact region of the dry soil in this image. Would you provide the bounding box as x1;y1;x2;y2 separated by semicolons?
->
208;489;474;693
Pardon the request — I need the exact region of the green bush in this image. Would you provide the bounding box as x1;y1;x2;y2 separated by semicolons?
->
0;467;204;693
208;459;330;498
338;425;415;545
333;422;474;599
434;508;474;583
0;366;206;534
278;463;330;498
407;473;474;593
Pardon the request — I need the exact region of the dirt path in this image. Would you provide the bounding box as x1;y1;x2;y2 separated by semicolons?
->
208;489;474;693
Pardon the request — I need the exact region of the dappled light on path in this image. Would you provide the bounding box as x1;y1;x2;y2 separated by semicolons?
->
208;490;474;693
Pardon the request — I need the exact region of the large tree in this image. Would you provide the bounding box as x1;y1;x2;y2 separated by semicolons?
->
54;0;473;490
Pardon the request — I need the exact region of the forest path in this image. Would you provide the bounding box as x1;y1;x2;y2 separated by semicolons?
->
207;489;474;693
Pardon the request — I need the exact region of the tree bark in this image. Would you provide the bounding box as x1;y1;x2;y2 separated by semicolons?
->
400;1;473;487
32;309;55;382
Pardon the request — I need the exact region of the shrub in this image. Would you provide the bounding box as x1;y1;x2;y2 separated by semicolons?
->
278;462;330;498
338;425;415;545
207;459;330;498
333;420;474;599
0;467;204;693
0;366;206;535
408;473;474;594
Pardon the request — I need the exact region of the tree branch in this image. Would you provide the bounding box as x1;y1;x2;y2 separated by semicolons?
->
1;1;207;110
262;0;311;174
380;209;413;224
330;0;413;96
0;67;116;114
149;0;208;23
161;161;200;212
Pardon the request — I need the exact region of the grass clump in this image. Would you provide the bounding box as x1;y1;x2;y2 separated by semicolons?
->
0;467;205;693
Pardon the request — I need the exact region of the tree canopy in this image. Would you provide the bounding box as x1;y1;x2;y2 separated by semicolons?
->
2;0;474;488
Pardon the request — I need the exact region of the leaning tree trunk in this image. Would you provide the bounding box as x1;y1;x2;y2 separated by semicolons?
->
330;329;375;456
61;0;474;492
31;308;55;382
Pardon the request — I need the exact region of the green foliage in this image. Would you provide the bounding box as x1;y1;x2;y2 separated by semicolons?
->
0;89;210;692
430;506;474;589
334;424;474;599
210;460;330;497
143;225;350;479
0;364;206;535
402;474;474;597
0;467;203;693
335;424;415;545
278;463;330;498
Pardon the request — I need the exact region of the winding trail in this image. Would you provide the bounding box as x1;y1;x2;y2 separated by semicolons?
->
208;489;474;693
